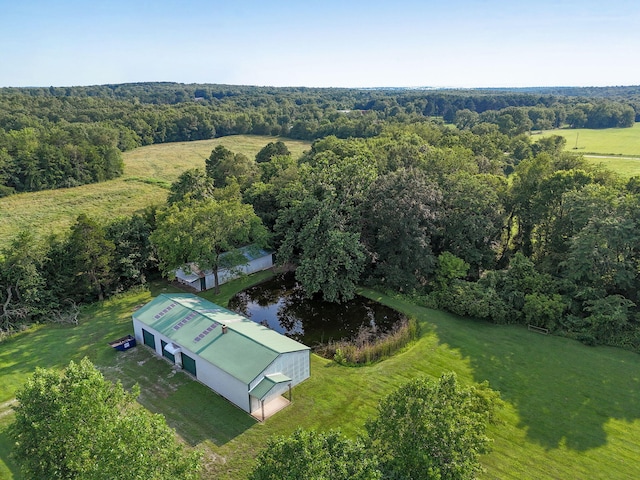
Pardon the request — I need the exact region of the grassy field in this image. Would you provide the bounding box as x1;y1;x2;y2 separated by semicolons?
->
533;123;640;157
533;123;640;177
1;274;640;479
0;136;310;249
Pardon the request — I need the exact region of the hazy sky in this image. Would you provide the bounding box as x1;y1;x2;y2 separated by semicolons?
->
1;0;639;88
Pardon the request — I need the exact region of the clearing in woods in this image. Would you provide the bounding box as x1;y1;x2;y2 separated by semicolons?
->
0;136;310;248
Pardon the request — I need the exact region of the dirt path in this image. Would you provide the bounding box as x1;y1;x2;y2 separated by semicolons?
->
585;154;640;160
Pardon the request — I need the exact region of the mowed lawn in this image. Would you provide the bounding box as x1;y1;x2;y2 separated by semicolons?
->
0;136;310;249
1;275;640;479
534;124;640;177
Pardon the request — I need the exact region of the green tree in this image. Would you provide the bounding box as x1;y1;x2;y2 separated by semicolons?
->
255;140;290;163
437;173;505;277
434;252;470;290
105;213;157;289
365;372;501;480
0;231;47;330
276;140;376;302
362;169;441;291
10;357;201;480
67;214;115;301
523;292;566;330
167;168;215;204
278;196;366;303
151;197;268;293
249;428;381;480
206;145;258;190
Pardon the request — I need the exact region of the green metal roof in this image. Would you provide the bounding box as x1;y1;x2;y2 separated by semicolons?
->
250;373;292;400
133;293;308;384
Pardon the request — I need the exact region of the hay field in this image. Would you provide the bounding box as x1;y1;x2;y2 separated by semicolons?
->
0;136;310;248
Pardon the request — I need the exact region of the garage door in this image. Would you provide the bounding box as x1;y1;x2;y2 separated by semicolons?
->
161;340;175;363
142;329;155;349
182;353;197;377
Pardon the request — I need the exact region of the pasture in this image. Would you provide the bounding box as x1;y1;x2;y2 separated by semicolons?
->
0;136;310;249
533;123;640;157
1;274;640;479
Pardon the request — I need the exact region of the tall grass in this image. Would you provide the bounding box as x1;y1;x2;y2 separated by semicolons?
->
316;316;419;365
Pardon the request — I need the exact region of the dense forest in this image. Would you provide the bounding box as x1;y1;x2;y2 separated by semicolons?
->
1;83;640;354
0;83;638;195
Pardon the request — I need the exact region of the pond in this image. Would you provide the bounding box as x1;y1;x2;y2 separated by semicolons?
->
227;272;405;346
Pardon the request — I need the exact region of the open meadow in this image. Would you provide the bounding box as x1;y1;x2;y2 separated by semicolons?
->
1;273;640;479
534;123;640;177
0;136;310;249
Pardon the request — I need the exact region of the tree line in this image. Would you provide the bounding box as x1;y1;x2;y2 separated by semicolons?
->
1;83;637;195
3;121;640;353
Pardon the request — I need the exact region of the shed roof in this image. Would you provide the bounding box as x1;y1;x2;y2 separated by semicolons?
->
250;373;292;401
133;293;308;384
176;245;273;283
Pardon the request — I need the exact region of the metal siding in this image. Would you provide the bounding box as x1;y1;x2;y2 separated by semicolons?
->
195;355;251;412
249;350;311;391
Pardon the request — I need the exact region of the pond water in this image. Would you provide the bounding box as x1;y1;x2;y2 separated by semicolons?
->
227;272;404;346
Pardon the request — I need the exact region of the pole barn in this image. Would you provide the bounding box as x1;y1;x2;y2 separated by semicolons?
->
133;293;310;420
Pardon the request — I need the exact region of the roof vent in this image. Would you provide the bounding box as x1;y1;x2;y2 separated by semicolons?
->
222;324;228;334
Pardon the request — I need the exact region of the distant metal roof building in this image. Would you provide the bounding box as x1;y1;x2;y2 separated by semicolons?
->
175;246;274;292
132;293;310;420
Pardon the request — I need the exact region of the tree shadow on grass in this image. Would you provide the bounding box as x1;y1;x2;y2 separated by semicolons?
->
429;312;640;451
0;420;21;480
99;347;255;448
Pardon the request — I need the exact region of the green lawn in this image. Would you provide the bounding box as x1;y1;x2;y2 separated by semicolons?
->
0;136;310;249
1;277;640;479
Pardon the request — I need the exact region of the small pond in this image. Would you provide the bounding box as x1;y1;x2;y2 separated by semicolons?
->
227;272;405;346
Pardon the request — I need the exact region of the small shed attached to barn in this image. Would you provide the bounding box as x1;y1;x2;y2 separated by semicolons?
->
175;245;273;292
132;293;310;420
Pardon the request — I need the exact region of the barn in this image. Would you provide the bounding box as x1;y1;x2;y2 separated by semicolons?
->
132;293;310;420
175;245;273;292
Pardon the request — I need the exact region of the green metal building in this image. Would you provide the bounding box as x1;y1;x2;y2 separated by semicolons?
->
132;293;310;420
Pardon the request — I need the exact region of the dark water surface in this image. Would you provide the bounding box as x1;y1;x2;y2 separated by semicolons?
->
227;272;404;346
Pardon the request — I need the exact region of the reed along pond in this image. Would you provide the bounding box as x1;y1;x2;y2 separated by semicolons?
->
227;272;405;347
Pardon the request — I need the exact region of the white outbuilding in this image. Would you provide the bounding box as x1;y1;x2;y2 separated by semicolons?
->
132;293;310;420
175;246;274;292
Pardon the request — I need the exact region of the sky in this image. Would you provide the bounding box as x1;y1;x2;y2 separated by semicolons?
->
1;0;639;89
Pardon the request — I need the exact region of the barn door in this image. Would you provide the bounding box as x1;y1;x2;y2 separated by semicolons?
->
161;340;175;363
182;353;197;377
142;329;155;349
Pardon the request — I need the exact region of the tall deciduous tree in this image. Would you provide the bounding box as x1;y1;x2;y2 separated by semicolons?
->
67;214;115;302
255;140;290;163
167;168;215;205
0;231;47;330
365;372;501;480
362;169;441;291
206;145;258;190
10;358;201;480
151;197;268;293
